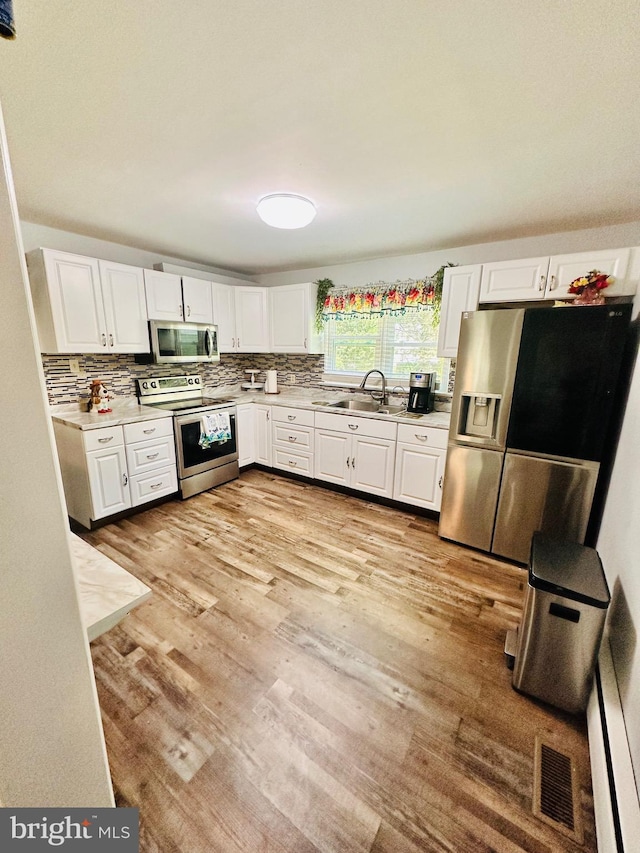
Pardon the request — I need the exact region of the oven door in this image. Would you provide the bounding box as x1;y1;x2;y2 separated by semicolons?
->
174;409;238;479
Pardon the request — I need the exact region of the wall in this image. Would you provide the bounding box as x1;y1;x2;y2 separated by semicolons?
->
255;221;640;287
20;221;256;286
596;309;640;803
0;106;114;806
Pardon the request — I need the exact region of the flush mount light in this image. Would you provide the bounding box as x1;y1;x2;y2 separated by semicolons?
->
256;193;317;229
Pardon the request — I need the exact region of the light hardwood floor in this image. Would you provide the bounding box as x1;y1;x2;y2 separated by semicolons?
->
84;468;596;852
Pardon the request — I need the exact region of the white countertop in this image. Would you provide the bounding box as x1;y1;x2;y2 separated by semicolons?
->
50;387;451;431
70;533;151;641
50;398;173;431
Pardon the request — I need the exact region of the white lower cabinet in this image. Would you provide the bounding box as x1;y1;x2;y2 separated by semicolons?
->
53;417;177;527
236;403;256;466
254;405;272;466
314;411;397;498
393;424;447;511
272;406;315;477
86;441;130;519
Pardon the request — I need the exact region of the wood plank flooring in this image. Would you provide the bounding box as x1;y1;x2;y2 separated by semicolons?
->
83;469;596;852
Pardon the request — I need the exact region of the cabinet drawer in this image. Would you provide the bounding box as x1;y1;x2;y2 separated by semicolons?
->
271;406;315;427
124;417;173;444
397;423;448;449
83;425;124;452
314;411;397;440
272;447;313;477
126;436;176;476
272;422;314;451
130;466;178;506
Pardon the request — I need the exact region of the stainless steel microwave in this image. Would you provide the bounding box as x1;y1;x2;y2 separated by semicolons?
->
148;320;220;363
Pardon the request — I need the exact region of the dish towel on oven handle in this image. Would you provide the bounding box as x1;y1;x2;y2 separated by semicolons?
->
199;412;232;449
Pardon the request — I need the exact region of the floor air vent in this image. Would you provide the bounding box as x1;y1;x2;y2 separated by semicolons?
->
533;737;583;844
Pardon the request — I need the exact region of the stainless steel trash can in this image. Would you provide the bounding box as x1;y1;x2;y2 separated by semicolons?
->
512;533;610;713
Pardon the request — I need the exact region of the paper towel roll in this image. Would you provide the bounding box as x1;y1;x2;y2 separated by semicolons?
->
265;370;278;394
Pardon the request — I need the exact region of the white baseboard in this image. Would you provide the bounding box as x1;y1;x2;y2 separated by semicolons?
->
587;638;640;852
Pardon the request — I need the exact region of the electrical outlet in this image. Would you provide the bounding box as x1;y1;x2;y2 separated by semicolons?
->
69;358;82;375
288;373;296;384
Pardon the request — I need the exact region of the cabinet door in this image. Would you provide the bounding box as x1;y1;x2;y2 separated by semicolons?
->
211;282;237;352
269;283;310;353
393;443;446;510
98;260;149;353
479;257;549;303
351;435;395;497
41;250;107;352
314;429;350;486
86;444;131;520
547;248;632;299
181;276;213;323
237;404;255;466
235;287;269;352
437;265;481;357
143;269;183;320
254;405;272;466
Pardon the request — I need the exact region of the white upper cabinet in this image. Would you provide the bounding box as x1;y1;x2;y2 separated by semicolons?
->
546;248;632;299
181;276;214;323
437;265;481;358
98;260;149;352
27;249;149;354
479;257;550;303
234;286;269;352
479;247;636;303
143;269;183;320
211;282;238;352
269;282;322;353
144;270;214;323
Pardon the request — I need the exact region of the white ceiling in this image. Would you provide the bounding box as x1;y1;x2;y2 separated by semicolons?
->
1;1;639;275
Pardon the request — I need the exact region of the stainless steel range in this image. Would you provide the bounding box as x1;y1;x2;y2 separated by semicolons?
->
137;374;238;499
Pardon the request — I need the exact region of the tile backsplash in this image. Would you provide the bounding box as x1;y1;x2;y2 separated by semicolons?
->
41;353;326;405
42;352;456;406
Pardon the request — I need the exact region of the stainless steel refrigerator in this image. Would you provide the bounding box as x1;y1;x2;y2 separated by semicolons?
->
438;304;631;563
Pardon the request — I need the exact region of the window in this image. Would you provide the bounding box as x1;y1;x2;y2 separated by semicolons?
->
323;311;450;389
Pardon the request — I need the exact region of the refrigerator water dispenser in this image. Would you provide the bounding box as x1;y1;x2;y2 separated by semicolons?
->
459;393;501;439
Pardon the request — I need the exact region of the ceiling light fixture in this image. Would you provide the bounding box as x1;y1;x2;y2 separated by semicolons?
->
256;193;317;229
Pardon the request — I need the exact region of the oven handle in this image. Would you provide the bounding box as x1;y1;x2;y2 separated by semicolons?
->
205;328;214;359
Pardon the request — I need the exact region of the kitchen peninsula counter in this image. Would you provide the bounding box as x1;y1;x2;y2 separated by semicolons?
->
70;533;151;641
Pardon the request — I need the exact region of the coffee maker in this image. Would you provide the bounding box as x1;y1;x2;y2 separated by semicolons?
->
407;372;435;414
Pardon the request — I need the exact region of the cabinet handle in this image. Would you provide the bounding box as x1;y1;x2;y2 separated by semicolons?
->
179;304;184;318
186;304;191;317
288;460;297;467
352;456;356;469
538;275;546;291
348;423;358;431
438;476;443;489
415;433;428;442
346;456;350;468
304;338;307;348
267;410;270;420
123;473;128;487
287;415;296;421
101;334;107;347
150;482;163;490
109;333;114;346
237;338;240;348
288;436;297;442
146;452;160;460
143;427;156;434
549;274;556;291
98;436;113;443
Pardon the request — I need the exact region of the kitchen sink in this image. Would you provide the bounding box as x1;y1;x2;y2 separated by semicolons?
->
327;399;379;411
377;404;406;414
325;399;406;415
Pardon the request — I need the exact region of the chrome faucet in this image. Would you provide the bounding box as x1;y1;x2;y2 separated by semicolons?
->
359;369;387;405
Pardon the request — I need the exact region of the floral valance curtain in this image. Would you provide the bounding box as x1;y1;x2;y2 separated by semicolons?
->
322;278;437;320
